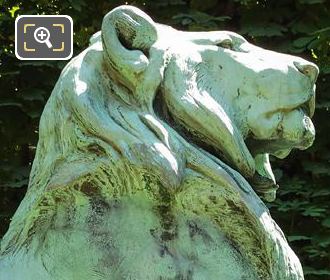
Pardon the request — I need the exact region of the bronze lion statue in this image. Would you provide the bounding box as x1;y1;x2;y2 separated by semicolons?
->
0;5;318;280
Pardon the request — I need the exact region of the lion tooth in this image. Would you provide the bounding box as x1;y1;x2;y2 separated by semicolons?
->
254;153;276;183
308;93;315;117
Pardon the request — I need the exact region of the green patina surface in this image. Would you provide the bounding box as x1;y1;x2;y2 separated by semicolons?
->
0;5;318;280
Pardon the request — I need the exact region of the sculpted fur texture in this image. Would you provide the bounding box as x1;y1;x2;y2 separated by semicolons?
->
0;5;318;280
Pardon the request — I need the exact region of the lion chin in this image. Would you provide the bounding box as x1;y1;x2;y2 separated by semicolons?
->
0;5;319;280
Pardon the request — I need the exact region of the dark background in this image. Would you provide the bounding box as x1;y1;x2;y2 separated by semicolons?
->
0;0;329;278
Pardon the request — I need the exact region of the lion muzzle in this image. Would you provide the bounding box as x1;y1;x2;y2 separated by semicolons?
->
281;109;315;150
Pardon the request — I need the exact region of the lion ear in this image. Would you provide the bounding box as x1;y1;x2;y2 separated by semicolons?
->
101;6;157;88
163;61;255;178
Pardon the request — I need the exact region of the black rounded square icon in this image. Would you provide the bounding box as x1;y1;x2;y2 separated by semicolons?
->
15;15;73;60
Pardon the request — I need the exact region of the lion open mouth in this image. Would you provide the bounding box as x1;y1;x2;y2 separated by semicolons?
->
245;98;316;201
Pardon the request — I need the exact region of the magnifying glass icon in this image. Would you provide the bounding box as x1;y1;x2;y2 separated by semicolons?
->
34;27;53;48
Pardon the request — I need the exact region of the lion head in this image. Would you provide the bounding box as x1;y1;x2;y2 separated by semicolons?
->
98;5;317;200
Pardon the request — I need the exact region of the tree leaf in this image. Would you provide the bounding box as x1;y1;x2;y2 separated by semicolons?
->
288;235;311;242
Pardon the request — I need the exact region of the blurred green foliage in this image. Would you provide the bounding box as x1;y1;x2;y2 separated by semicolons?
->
0;0;329;278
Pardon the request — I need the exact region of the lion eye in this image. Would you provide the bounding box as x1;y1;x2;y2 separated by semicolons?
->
216;39;234;50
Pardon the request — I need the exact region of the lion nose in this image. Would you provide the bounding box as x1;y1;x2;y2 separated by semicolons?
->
293;61;319;84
